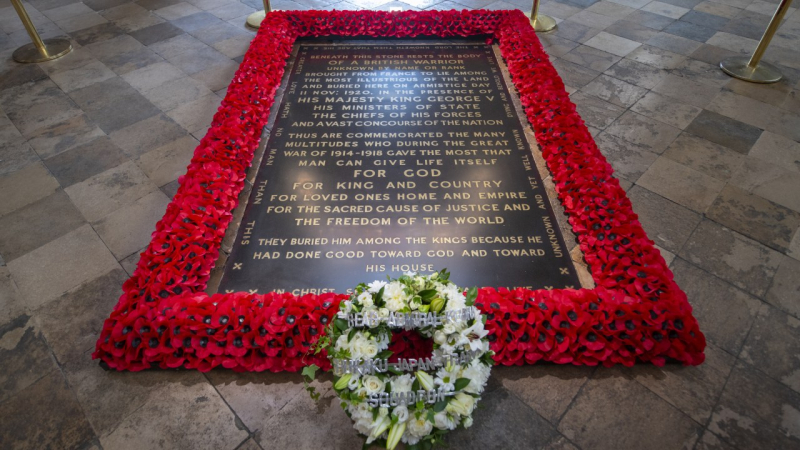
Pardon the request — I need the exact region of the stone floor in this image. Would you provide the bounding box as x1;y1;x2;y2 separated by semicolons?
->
0;0;799;447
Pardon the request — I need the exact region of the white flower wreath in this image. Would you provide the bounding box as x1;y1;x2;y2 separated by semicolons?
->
305;270;494;450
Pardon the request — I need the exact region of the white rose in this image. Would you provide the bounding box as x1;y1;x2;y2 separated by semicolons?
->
363;341;379;359
358;291;374;308
407;415;433;438
391;374;414;393
393;405;409;422
434;330;447;345
463;416;473;428
433;411;457;430
446;392;475;417
362;375;385;394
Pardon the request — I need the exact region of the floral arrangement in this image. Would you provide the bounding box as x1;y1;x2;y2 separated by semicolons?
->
93;10;705;373
304;270;493;449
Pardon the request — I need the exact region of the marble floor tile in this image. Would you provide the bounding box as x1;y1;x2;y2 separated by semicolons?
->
142;76;214;111
0;315;58;402
540;0;584;19
43;136;128;187
0;79;84;137
0;63;49;91
604;110;682;153
98;373;249;448
129;21;185;46
65;160;158;222
671;258;762;355
165;92;222;134
559;369;702;450
121;60;186;92
689;42;739;66
645;30;703;55
563;44;621;72
171;10;223;32
586;0;636;16
155;2;203;20
33;268;127;364
663;18;717;41
594;131;660;181
706;30;758;54
42;2;94;21
627;185;702;253
551;59;602;88
205;370;308;433
69;22;127;46
622;343;736;424
85;89;162;133
662;132;744;181
98;46;165;75
109;113;189;157
582;73;649;107
693;0;742;18
25;114;106;160
135;134;198;186
496;364;593;424
603;57;668;89
740;302;800;393
604;19;661;42
539;34;581;58
624;9;677;29
255;383;371;448
93;190;170;259
211;33;251;58
0;370;95;450
706;184;800;252
0;162;60;218
65;357;210;439
0;190;86;263
730;156;800;213
607;0;651;7
567;9;621;29
55;12;108;33
684;109;762;154
571;91;627;129
584;31;642;57
625;43;686;69
681;8;731;28
188;59;239;91
448;387;565;448
671;58;730;87
652;73;720;107
8;224;119;309
637;155;725;212
631;91;702;129
708;362;800;449
552;20;602;44
680;219;782;298
766;256;800;319
642;0;690;18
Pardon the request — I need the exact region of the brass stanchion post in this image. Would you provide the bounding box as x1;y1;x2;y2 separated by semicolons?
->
530;0;557;33
246;0;273;30
10;0;71;63
719;0;793;84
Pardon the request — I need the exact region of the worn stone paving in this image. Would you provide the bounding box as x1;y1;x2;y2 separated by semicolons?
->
0;0;799;447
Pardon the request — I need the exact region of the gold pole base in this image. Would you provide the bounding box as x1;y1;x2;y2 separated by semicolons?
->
720;56;782;84
12;38;71;63
246;10;267;29
531;14;557;32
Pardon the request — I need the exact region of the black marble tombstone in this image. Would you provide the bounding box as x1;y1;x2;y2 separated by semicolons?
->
218;43;579;295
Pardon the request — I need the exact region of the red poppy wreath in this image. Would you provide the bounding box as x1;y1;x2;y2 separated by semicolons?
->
93;9;706;373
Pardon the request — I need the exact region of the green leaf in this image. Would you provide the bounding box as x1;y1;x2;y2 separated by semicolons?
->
412;379;420;392
426;409;435;423
465;286;478;306
374;286;385;304
418;289;437;301
334;318;349;332
433;400;447;412
348;327;357;342
454;377;470;391
377;350;393;359
301;364;319;381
